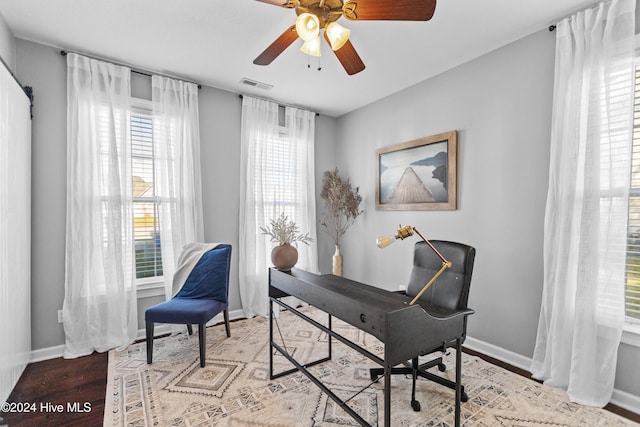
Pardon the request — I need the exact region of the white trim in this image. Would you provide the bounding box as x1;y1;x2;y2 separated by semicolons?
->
30;344;66;363
131;97;152;111
136;276;164;287
136;281;165;299
622;324;640;347
611;388;640;415
463;336;532;371
30;309;246;363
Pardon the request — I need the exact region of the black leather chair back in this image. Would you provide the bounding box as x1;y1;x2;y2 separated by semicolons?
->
406;240;476;311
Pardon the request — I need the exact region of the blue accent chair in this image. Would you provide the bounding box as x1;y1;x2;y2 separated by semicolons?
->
145;244;232;367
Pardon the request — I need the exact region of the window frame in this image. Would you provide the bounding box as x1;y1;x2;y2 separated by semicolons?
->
258;125;301;219
131;97;164;295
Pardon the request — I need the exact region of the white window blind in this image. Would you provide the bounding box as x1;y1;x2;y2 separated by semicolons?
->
131;113;162;279
259;129;299;220
625;66;640;324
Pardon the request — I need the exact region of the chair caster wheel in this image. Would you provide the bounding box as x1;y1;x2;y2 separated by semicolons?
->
438;363;446;372
461;392;469;402
411;400;421;412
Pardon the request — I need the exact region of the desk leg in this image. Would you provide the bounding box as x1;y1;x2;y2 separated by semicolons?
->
328;314;332;360
269;298;274;378
455;337;462;427
384;366;391;427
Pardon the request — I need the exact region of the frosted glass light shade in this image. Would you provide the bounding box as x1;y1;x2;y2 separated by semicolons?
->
300;36;321;57
325;22;350;51
296;13;320;42
376;235;396;248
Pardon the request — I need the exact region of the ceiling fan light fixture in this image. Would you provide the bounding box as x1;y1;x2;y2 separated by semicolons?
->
325;22;350;51
300;35;321;57
295;13;320;42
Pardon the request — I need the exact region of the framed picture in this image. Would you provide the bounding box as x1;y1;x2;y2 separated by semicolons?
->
376;130;457;211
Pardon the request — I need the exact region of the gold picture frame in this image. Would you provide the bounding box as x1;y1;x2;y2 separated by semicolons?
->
376;131;457;211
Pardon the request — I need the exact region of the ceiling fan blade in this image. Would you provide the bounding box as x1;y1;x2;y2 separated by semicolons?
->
253;25;299;66
343;0;436;21
324;33;365;75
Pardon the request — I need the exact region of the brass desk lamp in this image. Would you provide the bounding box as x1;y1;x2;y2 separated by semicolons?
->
377;225;452;305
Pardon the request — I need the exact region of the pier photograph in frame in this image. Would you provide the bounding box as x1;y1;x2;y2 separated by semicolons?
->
376;131;457;211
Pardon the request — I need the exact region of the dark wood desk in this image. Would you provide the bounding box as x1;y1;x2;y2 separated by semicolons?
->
268;268;467;427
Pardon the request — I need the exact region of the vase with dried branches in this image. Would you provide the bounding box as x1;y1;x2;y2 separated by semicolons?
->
261;212;313;271
319;168;363;276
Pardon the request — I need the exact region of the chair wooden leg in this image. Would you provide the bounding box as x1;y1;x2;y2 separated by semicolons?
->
146;322;154;364
223;308;231;337
199;324;206;367
187;324;193;335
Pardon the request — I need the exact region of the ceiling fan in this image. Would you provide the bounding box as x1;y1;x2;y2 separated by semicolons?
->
253;0;437;75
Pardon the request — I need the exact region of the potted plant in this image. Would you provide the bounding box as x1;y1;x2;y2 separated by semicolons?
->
261;212;313;271
319;168;363;276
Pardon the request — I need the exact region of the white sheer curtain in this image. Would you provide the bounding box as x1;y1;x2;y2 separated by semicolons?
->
284;106;319;275
152;75;204;300
239;96;318;318
531;0;635;407
63;53;136;357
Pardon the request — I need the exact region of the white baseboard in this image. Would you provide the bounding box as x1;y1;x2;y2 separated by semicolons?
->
464;336;533;372
611;388;640;416
30;309;247;363
464;335;640;415
30;344;66;363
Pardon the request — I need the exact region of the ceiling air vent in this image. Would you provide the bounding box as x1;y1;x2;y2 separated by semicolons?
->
240;78;273;91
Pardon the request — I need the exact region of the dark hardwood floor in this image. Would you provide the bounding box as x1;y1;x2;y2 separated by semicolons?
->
0;352;107;427
1;347;638;426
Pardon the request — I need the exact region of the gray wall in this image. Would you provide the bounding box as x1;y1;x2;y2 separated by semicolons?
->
17;41;66;350
14;38;338;351
333;28;640;399
0;12;15;71
335;28;553;360
6;11;640;404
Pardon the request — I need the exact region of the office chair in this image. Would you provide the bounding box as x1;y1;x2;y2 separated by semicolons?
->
371;240;475;412
145;244;232;367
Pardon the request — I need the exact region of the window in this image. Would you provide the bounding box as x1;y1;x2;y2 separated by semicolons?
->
131;108;162;280
259;126;300;221
625;66;640;325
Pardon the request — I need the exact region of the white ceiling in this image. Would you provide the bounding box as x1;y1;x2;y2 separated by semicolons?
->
1;0;599;117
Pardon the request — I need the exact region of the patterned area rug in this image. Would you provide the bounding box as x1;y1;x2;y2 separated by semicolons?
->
105;306;637;426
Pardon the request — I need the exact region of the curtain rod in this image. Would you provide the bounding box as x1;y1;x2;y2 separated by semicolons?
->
60;50;202;89
548;0;615;32
0;54;34;118
238;94;319;117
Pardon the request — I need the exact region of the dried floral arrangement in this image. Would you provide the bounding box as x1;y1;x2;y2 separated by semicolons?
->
319;168;363;247
261;213;313;246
